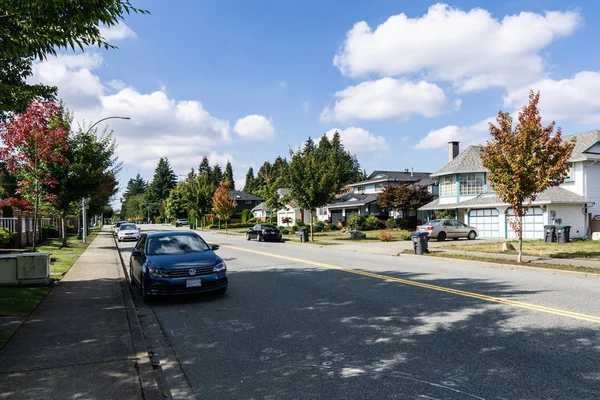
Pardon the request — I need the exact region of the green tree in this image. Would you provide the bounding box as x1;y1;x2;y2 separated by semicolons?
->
0;1;148;119
224;161;235;190
180;173;215;228
146;157;177;220
124;174;147;198
272;156;289;188
164;184;186;221
49;119;120;245
244;167;255;193
212;164;223;186
212;180;236;230
481;91;576;262
198;156;212;177
253;161;273;195
288;138;339;241
259;177;289;224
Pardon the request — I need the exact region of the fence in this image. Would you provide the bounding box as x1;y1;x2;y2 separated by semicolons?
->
0;217;18;233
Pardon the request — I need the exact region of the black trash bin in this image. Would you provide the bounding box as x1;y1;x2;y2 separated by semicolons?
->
544;225;556;243
556;225;571;243
411;231;429;255
298;228;309;242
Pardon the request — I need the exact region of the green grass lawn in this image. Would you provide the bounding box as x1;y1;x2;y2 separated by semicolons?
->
0;286;52;317
444;240;600;261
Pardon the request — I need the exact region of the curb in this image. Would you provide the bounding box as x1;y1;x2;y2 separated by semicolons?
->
396;251;600;279
112;234;169;400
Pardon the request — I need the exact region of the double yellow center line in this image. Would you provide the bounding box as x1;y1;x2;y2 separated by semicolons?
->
222;244;600;324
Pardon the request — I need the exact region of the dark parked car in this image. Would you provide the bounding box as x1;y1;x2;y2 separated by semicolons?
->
129;231;228;302
175;218;189;227
246;224;282;242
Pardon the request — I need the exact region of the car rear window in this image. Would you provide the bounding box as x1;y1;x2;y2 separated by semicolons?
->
262;225;277;230
425;220;441;225
120;224;136;230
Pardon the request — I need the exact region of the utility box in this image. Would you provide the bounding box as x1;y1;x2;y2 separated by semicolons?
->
17;253;50;284
0;255;19;285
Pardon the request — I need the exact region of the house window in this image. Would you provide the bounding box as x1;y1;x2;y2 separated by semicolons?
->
357;186;365;194
374;183;384;191
459;173;485;195
439;175;456;196
566;163;574;182
245;200;252;204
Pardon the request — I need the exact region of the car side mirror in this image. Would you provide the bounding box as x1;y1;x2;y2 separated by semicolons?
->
210;244;219;251
131;249;143;256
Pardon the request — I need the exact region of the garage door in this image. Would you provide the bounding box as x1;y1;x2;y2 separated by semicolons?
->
330;210;343;224
506;207;544;240
468;208;500;238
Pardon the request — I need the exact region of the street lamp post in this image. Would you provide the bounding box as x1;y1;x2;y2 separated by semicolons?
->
86;116;130;134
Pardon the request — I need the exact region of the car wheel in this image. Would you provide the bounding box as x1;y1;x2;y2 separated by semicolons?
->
118;238;122;242
257;234;263;242
141;275;151;303
437;232;446;241
468;231;477;240
246;233;250;241
129;263;136;287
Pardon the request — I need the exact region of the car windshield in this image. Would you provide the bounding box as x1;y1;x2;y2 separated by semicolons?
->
120;224;136;230
147;235;210;255
262;225;277;230
424;220;441;225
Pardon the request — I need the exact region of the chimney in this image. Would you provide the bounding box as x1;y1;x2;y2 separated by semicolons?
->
448;141;459;162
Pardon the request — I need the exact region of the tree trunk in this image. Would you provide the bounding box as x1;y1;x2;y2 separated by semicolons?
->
32;180;39;252
61;215;67;247
517;214;523;263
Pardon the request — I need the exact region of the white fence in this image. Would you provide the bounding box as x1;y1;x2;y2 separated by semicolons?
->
0;218;18;233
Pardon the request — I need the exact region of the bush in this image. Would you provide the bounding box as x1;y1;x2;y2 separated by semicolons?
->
364;214;381;230
281;228;290;235
0;228;13;247
242;209;251;224
434;209;456;220
156;217;162;224
247;217;257;224
296;220;306;227
313;221;325;232
347;213;366;230
327;223;338;231
395;218;410;230
397;230;413;241
377;231;392;242
291;225;298;232
42;224;57;229
231;211;243;220
385;219;398;229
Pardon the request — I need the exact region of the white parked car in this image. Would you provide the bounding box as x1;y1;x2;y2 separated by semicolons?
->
113;221;129;236
416;219;479;241
117;223;141;242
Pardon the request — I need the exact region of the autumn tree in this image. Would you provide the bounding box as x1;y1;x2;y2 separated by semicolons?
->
0;1;148;120
288;138;339;241
0;100;69;250
481;91;576;262
224;161;235;190
377;184;433;227
212;180;236;231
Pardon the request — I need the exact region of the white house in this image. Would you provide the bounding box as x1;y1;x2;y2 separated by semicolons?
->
250;202;271;221
419;136;598;240
275;188;321;226
325;170;438;224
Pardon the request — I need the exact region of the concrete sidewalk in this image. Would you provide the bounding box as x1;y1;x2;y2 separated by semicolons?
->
0;228;161;400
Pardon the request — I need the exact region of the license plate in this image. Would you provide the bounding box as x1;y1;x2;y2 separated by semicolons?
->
186;278;202;288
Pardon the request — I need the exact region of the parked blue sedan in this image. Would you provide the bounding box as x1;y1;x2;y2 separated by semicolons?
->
129;231;228;302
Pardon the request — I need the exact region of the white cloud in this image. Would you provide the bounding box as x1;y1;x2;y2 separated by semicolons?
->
320;77;459;122
233;115;276;140
325;127;389;153
279;81;287;88
503;71;600;124
28;52;231;171
333;4;581;92
415;117;495;149
99;23;137;41
108;79;127;90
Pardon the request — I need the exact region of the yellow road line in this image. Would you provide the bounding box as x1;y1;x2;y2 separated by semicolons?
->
222;244;600;324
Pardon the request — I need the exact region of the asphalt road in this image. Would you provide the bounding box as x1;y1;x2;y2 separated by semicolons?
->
117;224;600;399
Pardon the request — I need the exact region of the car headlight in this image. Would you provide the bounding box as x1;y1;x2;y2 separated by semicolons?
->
148;268;169;277
213;261;226;272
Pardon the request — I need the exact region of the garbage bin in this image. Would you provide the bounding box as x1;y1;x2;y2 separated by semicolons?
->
411;231;429;255
556;225;571;243
298;228;309;242
543;225;556;243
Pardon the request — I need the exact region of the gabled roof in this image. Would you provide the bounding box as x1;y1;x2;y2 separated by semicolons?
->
349;170;433;187
431;146;488;177
228;190;263;201
277;188;290;197
419;186;593;210
564;130;600;161
325;193;378;208
251;201;266;212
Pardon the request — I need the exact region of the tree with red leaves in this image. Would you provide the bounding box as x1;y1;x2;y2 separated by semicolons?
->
0;100;69;250
481;91;576;262
211;180;236;231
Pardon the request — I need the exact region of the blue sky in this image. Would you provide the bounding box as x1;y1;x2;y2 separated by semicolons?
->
29;1;600;206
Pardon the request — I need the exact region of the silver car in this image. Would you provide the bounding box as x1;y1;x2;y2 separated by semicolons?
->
117;223;141;242
417;219;479;241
